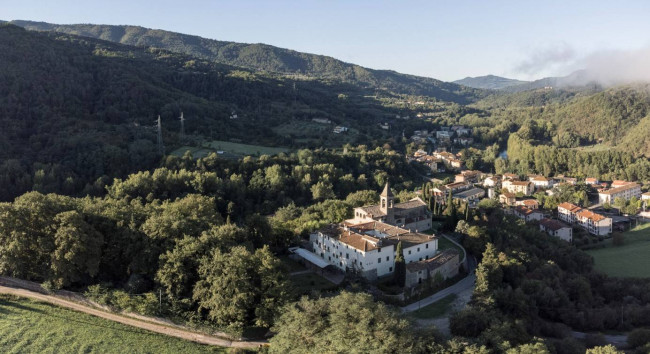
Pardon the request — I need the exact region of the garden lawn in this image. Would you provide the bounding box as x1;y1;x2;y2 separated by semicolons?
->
0;295;224;354
587;223;650;278
410;294;458;319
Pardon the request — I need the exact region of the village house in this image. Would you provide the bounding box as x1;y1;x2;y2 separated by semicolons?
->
452;187;486;206
436;130;452;140
310;221;438;280
554;175;577;185
539;218;573;242
576;209;612;236
529;175;553;189
516;199;540;210
450;125;471;136
502;173;519;181
513;206;543;222
502;180;535;195
642;192;650;202
332;126;348;134
557;202;612;236
405;249;460;288
584;178;599;185
598;183;641;204
454;170;483;184
348;183;432;231
483;175;500;188
499;192;516;206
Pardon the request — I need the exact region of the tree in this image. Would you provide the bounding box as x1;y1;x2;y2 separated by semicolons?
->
311;181;335;201
394;241;406;287
586;345;623;354
192;245;288;334
270;292;429;353
50;211;103;288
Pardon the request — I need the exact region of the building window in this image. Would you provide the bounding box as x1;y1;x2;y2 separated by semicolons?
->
346;253;349;259
378;258;381;263
408;250;411;255
389;267;393;272
417;247;420;252
426;244;429;249
386;256;389;261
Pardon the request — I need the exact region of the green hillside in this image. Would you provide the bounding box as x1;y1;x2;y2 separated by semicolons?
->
0;24;398;200
453;75;528;90
9;20;484;103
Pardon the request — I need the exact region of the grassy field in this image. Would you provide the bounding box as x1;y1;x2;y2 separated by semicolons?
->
410;294;458;319
587;223;650;278
288;273;338;298
0;295;224;353
171;140;289;158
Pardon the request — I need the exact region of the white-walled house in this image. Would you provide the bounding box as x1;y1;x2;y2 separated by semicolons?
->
598;183;641;204
513;206;543;222
557;202;611;236
539;218;573;242
310;222;439;280
529;175;553;189
558;202;582;224
503;180;535;195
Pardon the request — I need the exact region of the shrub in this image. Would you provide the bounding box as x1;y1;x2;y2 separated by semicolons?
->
627;328;650;348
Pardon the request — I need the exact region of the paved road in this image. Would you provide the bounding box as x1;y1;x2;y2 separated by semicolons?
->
0;279;265;349
402;234;477;313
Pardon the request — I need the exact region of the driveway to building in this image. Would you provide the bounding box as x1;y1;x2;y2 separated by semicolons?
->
0;276;266;349
401;234;476;313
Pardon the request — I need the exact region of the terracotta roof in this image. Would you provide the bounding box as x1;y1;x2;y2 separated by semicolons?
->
510;181;533;186
346;220;436;248
501;192;516;198
558;202;582;212
515;206;541;216
338;229;381;252
540;218;570;231
445;182;469;189
521;199;539;206
643;192;650;196
585;178;598;182
394;198;427;210
531;176;549;182
576;209;607;222
406;249;460;273
599;183;640;195
359;205;386;217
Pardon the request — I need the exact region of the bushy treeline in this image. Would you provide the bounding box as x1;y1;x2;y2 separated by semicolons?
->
450;206;650;351
504;134;650;181
0;145;419;334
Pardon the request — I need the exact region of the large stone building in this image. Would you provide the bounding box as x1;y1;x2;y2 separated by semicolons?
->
405;249;460;288
310;221;439;280
349;183;432;231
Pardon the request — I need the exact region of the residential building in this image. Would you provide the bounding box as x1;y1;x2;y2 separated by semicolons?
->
503;180;535;195
584;178;599;185
348;183;432;231
405;249;460;288
539;218;573;242
642;192;650;202
529;175;553;189
452;188;486;206
611;180;633;188
598;183;642;204
455;170;482;184
557;202;582;224
332;126;348;134
312;118;332;124
502;173;519;181
499;192;516;206
516;199;539;210
575;209;612;236
513;206;543;222
436;131;452;139
483;175;500;188
310;221;438;280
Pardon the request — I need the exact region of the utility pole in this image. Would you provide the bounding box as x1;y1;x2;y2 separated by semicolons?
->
159;289;162;314
156;115;165;156
179;112;185;142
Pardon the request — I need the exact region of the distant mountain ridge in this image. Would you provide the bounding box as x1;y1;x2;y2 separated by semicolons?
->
453;75;528;90
8;20;484;104
455;71;600;93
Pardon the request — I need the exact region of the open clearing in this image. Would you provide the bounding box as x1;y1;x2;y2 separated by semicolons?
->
172;140;289;158
0;295;224;353
587;223;650;278
410;294;458;319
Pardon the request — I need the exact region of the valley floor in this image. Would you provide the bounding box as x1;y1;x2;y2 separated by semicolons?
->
587;223;650;278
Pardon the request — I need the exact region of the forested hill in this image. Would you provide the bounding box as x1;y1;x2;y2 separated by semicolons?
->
0;24;400;201
453;75;528;90
8;20;484;103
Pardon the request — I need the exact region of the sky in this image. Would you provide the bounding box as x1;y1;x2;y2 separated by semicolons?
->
3;0;650;81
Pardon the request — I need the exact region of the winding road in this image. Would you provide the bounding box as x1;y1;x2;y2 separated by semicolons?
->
0;277;265;349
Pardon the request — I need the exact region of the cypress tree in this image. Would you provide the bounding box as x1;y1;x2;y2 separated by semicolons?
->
394;241;406;287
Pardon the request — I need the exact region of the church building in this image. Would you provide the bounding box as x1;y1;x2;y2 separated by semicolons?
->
347;183;432;231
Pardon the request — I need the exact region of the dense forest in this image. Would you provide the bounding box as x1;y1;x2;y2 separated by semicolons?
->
8;20;485;103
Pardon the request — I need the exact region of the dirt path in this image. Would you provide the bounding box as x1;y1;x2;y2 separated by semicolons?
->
0;284;266;349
